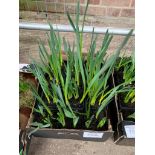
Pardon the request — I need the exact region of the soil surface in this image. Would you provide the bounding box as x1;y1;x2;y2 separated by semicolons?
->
28;137;134;155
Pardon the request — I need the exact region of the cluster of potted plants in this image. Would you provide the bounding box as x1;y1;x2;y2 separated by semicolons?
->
115;53;135;120
26;1;134;136
110;53;135;145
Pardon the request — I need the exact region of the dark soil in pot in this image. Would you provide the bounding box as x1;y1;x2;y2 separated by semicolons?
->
118;94;135;110
113;66;135;87
121;110;135;122
114;68;124;86
108;100;119;132
32;108;63;129
83;104;109;131
32;101;108;131
113;69;135;110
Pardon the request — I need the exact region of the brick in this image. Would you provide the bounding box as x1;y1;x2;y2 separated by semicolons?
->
89;0;100;5
34;0;85;5
56;0;85;3
106;7;121;17
121;9;135;17
47;3;65;13
19;0;28;10
65;5;77;14
46;0;68;3
101;0;130;7
87;6;106;16
46;0;56;2
131;0;135;7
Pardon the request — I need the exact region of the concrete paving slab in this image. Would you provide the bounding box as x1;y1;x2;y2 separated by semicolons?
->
28;137;134;155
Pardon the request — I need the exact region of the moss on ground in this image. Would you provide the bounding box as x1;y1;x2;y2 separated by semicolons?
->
19;74;34;108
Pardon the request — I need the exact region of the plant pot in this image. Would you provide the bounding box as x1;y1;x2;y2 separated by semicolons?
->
84;105;109;131
114;120;135;146
113;101;135;146
109;99;135;146
120;109;135;122
117;94;135;111
113;70;135;111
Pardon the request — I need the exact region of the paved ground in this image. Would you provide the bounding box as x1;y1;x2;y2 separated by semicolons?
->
28;137;134;155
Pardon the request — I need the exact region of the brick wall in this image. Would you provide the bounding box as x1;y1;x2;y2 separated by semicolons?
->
20;0;135;18
19;0;135;64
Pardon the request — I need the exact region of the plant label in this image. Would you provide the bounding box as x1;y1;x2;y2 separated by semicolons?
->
83;132;104;138
124;125;135;138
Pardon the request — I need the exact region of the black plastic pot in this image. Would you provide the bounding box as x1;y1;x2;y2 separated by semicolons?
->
84;105;109;131
120;109;135;122
112;100;135;146
113;69;135;110
114;120;135;146
117;95;135;111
